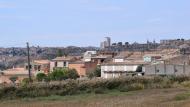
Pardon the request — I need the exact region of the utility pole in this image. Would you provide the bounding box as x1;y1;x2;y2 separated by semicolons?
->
27;42;32;82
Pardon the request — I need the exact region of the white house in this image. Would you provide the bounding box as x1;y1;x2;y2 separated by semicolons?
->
101;62;147;79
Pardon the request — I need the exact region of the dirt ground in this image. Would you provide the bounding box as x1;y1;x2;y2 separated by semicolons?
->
1;88;190;107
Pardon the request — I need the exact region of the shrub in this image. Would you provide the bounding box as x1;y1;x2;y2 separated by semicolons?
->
66;69;79;79
94;88;106;94
36;73;47;81
119;83;144;92
181;81;190;88
48;68;65;81
21;78;32;87
48;68;79;81
87;67;101;79
169;75;190;83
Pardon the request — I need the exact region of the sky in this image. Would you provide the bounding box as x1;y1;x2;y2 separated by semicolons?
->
0;0;190;47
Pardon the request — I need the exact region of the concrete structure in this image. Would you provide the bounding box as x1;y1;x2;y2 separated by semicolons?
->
100;37;111;49
144;64;190;76
83;51;97;62
101;62;147;79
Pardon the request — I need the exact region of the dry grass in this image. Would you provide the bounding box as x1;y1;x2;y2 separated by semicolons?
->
1;88;190;107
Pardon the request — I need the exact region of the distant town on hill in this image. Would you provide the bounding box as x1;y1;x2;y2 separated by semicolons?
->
0;38;190;71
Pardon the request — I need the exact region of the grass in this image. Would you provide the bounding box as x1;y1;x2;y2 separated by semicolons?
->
1;88;190;107
0;89;134;102
174;92;190;101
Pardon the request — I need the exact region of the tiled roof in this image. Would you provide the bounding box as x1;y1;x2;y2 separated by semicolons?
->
33;60;50;64
52;56;75;61
2;68;30;75
102;61;149;66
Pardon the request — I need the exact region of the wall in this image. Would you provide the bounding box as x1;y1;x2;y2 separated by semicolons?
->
69;63;86;77
145;64;190;76
69;62;97;77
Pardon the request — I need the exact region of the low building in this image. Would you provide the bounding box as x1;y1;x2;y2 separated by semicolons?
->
143;54;162;62
50;56;77;71
101;61;147;79
83;51;97;62
32;60;50;74
0;68;30;84
144;64;190;76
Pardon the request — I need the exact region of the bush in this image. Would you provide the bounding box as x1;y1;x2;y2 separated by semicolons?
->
181;81;190;88
36;73;47;81
0;76;190;100
94;88;106;94
87;67;101;79
119;83;144;92
169;75;190;83
21;78;32;87
48;68;79;81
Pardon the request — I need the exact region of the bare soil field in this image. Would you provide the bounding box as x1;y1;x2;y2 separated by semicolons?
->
1;88;190;107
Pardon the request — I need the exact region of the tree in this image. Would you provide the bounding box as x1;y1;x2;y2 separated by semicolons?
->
36;73;47;81
48;68;66;81
66;69;79;79
87;67;101;79
57;49;63;57
48;68;79;81
94;67;101;77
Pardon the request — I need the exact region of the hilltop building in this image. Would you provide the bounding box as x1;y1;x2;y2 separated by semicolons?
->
100;37;111;49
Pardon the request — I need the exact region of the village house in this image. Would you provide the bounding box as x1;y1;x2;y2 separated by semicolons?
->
0;68;30;84
101;51;149;78
50;56;78;71
25;60;50;74
101;61;147;79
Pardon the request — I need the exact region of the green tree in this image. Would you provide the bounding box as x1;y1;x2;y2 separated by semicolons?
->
87;67;101;79
21;78;31;86
48;68;79;81
66;69;79;79
36;73;47;81
94;67;101;77
48;68;66;81
57;49;63;57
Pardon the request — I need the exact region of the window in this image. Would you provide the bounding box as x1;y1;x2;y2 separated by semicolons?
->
64;62;67;67
55;62;57;67
174;69;178;72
